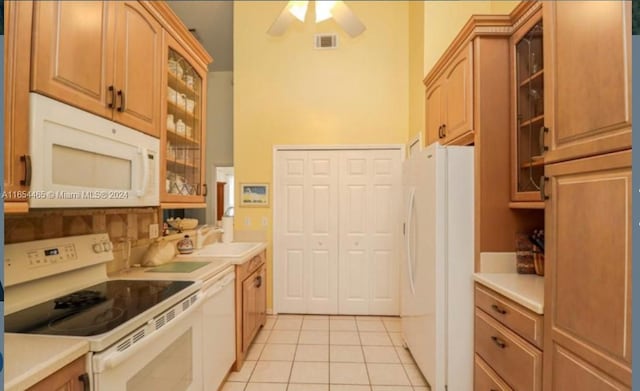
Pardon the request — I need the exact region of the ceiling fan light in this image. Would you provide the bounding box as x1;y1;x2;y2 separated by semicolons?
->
315;1;337;23
288;1;309;22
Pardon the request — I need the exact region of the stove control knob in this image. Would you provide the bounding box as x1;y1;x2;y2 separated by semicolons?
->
93;243;104;253
103;241;113;251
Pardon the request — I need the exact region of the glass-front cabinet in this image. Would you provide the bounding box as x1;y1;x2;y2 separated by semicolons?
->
511;11;545;203
161;32;208;205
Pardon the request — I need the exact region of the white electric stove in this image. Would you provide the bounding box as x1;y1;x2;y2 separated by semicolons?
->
4;234;204;391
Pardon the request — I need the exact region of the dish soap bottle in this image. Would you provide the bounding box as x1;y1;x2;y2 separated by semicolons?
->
177;235;194;254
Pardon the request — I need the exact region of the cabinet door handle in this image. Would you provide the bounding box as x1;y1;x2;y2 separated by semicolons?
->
491;304;507;315
78;373;90;391
540;176;549;200
20;155;31;186
107;85;115;109
437;125;442;139
441;124;446;138
491;336;507;349
203;183;208;196
117;90;125;112
539;126;549;154
255;275;262;288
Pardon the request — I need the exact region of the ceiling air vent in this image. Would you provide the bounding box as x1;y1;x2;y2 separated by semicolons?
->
314;34;338;50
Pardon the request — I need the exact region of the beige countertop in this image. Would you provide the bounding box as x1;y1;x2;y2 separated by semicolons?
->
5;334;89;391
474;273;545;314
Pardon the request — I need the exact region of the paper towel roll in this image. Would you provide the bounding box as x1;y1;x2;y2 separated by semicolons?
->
222;216;234;243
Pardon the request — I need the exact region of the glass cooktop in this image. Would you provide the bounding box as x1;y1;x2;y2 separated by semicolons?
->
5;280;193;337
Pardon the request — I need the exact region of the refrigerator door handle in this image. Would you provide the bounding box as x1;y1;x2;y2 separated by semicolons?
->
406;187;417;295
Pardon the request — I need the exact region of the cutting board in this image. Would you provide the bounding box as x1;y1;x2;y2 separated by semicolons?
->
146;261;209;273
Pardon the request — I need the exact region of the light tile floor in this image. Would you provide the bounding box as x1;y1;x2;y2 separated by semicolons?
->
222;314;429;391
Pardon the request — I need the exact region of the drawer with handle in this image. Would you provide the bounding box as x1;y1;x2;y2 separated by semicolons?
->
475;309;542;391
237;250;266;279
474;354;512;391
475;284;543;348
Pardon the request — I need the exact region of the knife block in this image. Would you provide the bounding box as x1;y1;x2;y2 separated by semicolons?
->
515;233;536;274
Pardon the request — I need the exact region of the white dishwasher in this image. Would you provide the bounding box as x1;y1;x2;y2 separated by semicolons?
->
202;266;236;391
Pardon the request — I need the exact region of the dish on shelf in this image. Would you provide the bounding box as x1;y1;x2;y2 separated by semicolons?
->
167;218;199;231
167;87;178;104
186;99;195;114
176;120;186;135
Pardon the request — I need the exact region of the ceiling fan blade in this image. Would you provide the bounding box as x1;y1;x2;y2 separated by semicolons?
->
267;5;296;36
331;1;366;37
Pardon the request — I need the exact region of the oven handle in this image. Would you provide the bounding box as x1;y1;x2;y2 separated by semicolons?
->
95;297;203;372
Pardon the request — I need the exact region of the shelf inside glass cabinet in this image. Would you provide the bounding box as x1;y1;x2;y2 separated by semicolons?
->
165;47;203;198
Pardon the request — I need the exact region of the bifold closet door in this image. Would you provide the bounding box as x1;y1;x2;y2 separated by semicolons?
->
338;150;401;315
275;151;340;314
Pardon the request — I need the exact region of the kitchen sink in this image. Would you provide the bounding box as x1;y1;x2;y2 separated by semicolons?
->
193;242;262;258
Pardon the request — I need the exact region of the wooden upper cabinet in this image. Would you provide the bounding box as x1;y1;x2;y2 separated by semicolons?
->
113;1;162;136
32;1;115;119
544;150;632;389
544;1;631;163
424;42;474;146
425;81;444;146
160;31;208;204
31;1;161;137
4;0;32;210
442;42;474;144
510;8;545;203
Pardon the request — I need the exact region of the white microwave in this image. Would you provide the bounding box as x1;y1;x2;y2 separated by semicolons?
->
29;93;159;208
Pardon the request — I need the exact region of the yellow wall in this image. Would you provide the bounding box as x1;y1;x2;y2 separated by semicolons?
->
490;0;520;15
424;1;492;75
234;1;409;310
423;1;520;75
408;1;425;140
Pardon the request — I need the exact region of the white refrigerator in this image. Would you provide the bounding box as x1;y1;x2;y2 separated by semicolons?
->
401;142;474;391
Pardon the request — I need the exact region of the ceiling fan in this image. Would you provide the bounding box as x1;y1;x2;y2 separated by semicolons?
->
267;1;366;38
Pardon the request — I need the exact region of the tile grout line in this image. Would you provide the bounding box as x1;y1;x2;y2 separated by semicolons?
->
356;317;374;390
283;317;301;389
328;316;332;391
242;315;275;391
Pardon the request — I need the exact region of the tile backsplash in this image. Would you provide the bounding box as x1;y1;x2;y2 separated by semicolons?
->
5;208;159;274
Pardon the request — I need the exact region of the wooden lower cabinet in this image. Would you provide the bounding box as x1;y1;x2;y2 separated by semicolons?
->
235;250;267;369
474;284;543;391
544;150;632;389
242;263;266;351
475;354;513;391
27;356;89;391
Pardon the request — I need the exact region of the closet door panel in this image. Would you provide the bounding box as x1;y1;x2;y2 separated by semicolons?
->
306;152;340;314
275;151;308;313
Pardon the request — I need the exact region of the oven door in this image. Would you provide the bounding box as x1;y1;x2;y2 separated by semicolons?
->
92;298;203;391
